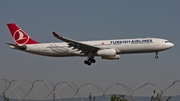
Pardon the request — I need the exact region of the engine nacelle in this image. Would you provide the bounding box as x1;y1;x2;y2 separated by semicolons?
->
101;55;120;60
97;49;116;56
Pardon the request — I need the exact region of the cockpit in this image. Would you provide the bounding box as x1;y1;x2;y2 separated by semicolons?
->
162;40;174;48
165;41;171;43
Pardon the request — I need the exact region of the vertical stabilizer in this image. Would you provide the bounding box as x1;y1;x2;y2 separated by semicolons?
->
7;23;39;45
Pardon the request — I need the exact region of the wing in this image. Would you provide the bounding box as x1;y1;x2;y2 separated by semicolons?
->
52;32;100;52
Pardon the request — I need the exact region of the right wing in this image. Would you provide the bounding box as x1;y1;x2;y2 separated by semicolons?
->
52;32;101;52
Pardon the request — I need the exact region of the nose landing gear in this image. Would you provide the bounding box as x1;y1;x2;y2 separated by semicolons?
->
155;52;158;59
84;58;96;66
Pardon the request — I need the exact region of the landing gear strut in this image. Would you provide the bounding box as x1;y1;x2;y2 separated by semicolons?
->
84;58;96;66
155;52;158;59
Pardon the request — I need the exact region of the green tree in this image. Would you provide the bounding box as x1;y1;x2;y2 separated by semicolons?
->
151;90;171;101
2;92;9;101
89;92;96;101
151;90;161;101
93;96;96;101
111;94;128;101
166;97;171;101
89;92;92;101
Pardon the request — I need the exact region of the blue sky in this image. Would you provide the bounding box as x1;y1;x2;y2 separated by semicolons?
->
0;0;180;98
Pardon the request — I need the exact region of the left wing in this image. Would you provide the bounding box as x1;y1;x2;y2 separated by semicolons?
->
52;32;101;52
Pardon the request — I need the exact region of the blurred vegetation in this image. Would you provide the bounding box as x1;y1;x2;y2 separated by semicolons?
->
89;92;96;101
2;92;9;101
109;90;172;101
111;94;128;101
151;90;171;101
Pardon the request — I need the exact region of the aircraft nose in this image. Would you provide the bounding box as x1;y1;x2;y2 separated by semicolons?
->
171;43;174;47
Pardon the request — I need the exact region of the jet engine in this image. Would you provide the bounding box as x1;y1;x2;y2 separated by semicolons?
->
101;55;120;60
97;49;116;56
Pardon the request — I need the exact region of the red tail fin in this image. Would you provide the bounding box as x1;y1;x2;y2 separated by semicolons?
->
7;23;39;45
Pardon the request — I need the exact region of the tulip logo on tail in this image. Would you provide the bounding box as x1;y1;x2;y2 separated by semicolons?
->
13;29;29;45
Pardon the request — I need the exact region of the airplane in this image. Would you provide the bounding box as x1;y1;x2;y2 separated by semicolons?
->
6;23;174;66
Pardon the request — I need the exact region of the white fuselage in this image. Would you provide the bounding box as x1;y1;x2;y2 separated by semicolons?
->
17;38;173;57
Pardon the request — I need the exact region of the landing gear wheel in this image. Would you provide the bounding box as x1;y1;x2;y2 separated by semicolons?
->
84;60;92;66
91;59;96;63
84;57;96;65
89;58;96;63
87;62;91;66
84;60;88;64
155;52;158;59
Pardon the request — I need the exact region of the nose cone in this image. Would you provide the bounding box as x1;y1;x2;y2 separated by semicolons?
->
168;43;174;49
170;43;174;47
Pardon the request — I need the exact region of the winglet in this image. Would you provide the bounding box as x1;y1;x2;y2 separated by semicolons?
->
52;32;60;38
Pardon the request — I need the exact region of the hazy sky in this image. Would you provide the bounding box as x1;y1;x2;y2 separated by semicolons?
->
0;0;180;99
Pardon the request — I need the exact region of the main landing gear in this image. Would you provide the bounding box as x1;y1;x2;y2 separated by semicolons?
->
155;52;158;59
84;58;96;66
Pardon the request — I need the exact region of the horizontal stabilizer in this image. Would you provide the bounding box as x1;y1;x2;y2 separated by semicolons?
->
5;43;27;50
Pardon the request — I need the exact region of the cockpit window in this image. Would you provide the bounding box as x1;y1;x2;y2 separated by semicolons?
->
165;41;170;43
